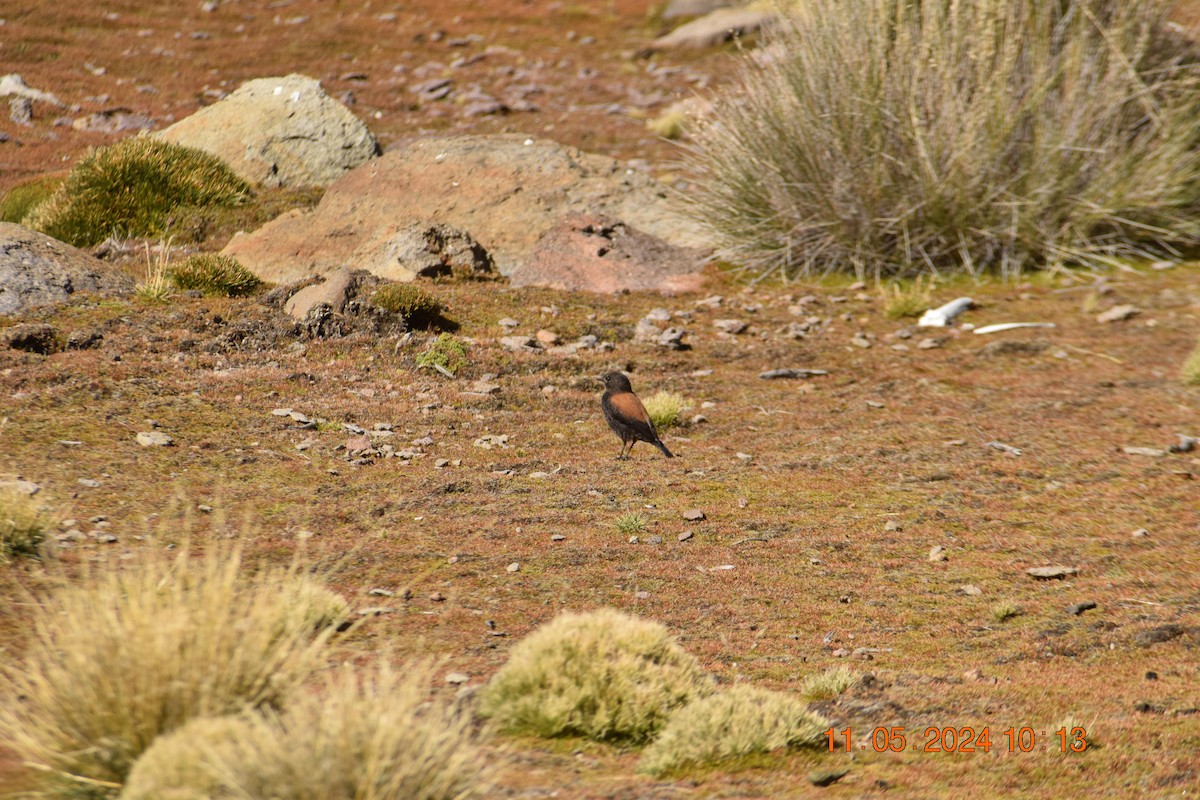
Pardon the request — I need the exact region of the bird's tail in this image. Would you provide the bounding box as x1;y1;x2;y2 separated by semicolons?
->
655;439;674;458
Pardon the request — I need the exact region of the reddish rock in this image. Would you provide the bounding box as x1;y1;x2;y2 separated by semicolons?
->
222;135;710;287
512;213;705;295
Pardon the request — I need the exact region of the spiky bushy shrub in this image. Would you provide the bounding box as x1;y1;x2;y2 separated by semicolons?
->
479;608;712;742
0;546;337;798
26;137;250;247
638;686;829;776
371;283;444;327
1183;334;1200;386
643;390;689;430
0;486;49;562
1;175;63;224
167;254;263;297
124;662;488;800
687;0;1200;279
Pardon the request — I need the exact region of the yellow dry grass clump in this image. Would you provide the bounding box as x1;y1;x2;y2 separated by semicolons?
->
0;545;341;797
799;666;856;701
1182;333;1200;385
638;685;829;776
121;661;488;800
479;608;712;742
0;486;49;562
643;390;690;430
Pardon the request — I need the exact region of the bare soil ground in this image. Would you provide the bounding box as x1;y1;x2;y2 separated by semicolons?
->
2;2;1200;798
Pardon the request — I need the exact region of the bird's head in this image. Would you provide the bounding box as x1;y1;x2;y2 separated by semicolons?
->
600;371;633;393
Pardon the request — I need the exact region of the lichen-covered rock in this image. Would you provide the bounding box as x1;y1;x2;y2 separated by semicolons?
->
0;222;134;314
158;74;378;188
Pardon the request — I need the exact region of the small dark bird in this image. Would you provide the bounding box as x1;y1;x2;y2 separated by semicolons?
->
601;371;674;460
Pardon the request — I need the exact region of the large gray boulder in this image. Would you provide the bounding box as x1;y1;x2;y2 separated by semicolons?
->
0;223;134;315
223;135;711;291
157;74;378;188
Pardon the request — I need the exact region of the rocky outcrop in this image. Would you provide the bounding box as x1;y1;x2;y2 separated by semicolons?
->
0;223;134;315
157;74;378;188
223;135;710;291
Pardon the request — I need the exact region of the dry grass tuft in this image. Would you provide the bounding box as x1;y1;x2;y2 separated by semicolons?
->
372;283;445;328
0;486;50;562
120;715;263;800
0;545;337;797
991;601;1023;623
638;685;829;776
686;0;1200;279
167;254;263;297
643;391;689;429
123;661;489;800
479;608;712;742
134;243;175;304
1;175;64;224
882;278;934;320
1183;333;1200;385
647;109;687;140
799;666;856;701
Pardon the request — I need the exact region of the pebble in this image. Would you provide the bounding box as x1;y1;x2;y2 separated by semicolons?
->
435;458;451;468
136;431;174;447
850;332;872;348
550;533;565;541
736;452;753;461
1066;601;1097;616
917;337;943;350
498;317;519;329
959;585;982;596
884;519;902;531
682;508;706;521
1097;304;1139;323
506;562;520;573
1122;446;1168;458
535;329;559;345
1131;528;1148;538
445;672;470;685
758;368;829;380
713;319;747;334
646;535;663;544
78;478;100;488
929;545;947;562
499;335;540;353
1027;566;1078;579
429;592;446;602
678;530;694;542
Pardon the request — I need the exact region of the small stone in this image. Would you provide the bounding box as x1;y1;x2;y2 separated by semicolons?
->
435;458;451;468
736;452;753;461
713;319;747;334
0;479;40;495
646;535;663;544
628;535;639;544
445;672;470;685
429;592;445;602
271;408;293;416
850;332;872;348
737;498;748;508
758;368;829;380
197;504;213;514
506;562;520;573
917;337;943;350
1134;624;1184;647
77;478;100;488
678;530;694;542
535;329;559;345
550;533;566;541
1027;566;1078;580
1066;601;1097;616
136;431;174;447
866;400;885;408
368;588;395;597
1097;304;1139;323
959;585;982;596
682;509;706;522
832;648;850;658
498;317;519;329
884;519;902;531
1122;446;1168;458
500;335;540;353
1131;528;1149;539
95;532;119;544
809;769;850;787
1146;671;1159;681
929;545;947;562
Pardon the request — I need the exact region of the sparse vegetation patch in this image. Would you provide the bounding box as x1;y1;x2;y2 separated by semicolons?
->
167;254;263;297
0;487;48;562
643;390;689;429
